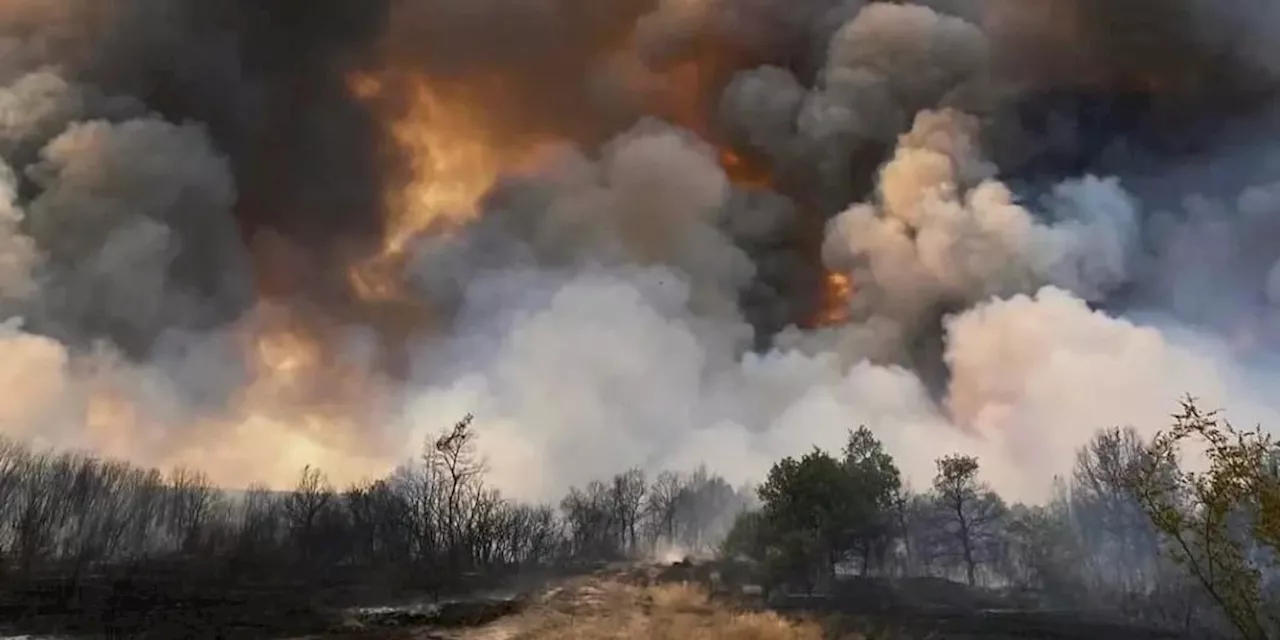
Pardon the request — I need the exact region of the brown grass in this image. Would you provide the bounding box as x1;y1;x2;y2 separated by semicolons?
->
456;577;825;640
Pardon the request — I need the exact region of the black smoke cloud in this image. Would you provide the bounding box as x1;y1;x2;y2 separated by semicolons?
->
3;0;1280;501
0;0;396;350
4;0;1273;347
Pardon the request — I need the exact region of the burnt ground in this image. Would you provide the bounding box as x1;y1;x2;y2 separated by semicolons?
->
0;564;1192;639
764;575;1185;639
0;574;356;639
0;565;544;640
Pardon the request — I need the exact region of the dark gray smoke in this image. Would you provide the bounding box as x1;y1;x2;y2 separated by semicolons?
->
2;0;1280;502
0;0;395;352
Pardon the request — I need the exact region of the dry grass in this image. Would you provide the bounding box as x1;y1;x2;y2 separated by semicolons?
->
444;576;825;640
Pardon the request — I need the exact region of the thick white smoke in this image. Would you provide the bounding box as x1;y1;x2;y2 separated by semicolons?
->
398;263;1277;505
818;108;1138;357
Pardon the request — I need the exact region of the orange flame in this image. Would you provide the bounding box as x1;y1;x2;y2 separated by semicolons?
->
612;34;779;197
345;71;551;303
75;66;518;486
356;73;503;253
345;72;501;302
719;149;773;189
812;271;854;328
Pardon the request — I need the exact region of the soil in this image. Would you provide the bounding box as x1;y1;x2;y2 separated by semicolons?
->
0;563;1193;640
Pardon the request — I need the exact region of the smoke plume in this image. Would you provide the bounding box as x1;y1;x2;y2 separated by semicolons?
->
2;0;1280;505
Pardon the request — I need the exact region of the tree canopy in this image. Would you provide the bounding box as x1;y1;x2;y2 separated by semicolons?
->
728;427;906;590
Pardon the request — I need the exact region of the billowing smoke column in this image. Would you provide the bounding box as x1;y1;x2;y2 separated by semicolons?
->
4;0;1280;505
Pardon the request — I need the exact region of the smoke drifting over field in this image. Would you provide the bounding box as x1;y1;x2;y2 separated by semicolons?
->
3;0;1280;503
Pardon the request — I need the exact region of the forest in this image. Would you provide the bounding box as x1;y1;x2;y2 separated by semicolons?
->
0;414;750;602
1;401;1278;639
723;399;1280;640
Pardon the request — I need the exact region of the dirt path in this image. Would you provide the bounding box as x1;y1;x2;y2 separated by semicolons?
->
429;574;819;640
301;566;1189;640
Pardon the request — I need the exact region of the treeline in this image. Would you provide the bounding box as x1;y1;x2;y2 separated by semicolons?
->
9;401;1280;638
560;465;751;560
0;415;749;599
722;401;1280;639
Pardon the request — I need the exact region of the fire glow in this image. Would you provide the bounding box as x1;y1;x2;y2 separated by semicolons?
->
344;71;507;302
815;271;854;327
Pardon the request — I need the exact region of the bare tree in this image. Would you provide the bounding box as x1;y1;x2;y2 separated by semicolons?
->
612;468;646;555
561;481;617;559
346;479;409;567
283;466;335;566
0;414;583;631
932;455;1007;586
118;467;166;570
12;451;73;577
391;462;444;572
165;467;221;555
1072;427;1162;593
429;414;485;572
892;483;914;576
0;437;31;573
674;466;750;553
646;471;682;549
230;483;283;577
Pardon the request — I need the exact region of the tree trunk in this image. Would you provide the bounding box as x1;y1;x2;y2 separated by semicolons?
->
962;537;976;586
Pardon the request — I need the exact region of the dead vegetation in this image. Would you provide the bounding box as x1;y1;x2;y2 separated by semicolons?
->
434;573;823;640
322;560;1190;640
